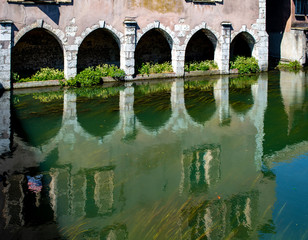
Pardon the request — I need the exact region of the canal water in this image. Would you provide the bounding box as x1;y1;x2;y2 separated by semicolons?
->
0;71;307;240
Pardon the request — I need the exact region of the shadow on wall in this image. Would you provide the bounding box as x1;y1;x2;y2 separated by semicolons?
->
266;0;291;68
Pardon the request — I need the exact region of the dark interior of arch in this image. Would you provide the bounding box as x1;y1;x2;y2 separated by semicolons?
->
12;29;63;78
77;29;120;72
185;30;215;63
135;29;171;71
230;34;253;60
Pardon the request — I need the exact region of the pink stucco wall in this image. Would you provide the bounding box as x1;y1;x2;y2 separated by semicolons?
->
1;0;260;42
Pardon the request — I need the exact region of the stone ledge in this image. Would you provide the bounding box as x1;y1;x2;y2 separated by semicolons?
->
13;80;60;89
184;69;221;77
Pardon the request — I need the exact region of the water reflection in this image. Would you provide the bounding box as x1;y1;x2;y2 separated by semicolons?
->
0;72;307;239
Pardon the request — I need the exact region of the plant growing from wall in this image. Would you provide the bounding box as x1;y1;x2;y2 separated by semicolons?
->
276;61;302;72
184;60;218;72
61;64;125;87
13;68;64;83
230;56;260;74
137;62;173;75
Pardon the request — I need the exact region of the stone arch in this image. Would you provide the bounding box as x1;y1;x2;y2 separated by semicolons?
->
230;31;257;60
14;21;66;47
184;29;218;63
12;22;65;78
184;23;220;69
135;22;178;72
137;22;179;49
76;22;123;49
77;29;121;72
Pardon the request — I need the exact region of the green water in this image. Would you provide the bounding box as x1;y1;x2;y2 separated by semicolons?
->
0;71;308;239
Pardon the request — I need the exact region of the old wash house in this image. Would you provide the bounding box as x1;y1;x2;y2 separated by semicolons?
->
0;0;268;89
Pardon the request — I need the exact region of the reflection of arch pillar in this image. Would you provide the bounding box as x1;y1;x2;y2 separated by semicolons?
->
3;175;25;227
0;21;13;90
171;79;185;111
250;74;268;170
280;71;305;134
0;91;10;155
214;77;230;124
119;84;135;137
63;90;77;122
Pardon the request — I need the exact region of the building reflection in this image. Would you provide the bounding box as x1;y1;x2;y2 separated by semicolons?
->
1;72;307;239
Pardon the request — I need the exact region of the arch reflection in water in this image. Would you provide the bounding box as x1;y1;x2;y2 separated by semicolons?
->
3;72;308;239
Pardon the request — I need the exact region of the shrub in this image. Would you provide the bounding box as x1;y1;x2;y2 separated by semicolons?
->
230;56;260;74
62;64;125;87
276;60;302;72
14;68;64;83
137;62;173;75
184;60;218;72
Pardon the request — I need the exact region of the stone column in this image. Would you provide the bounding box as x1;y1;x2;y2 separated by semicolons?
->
64;48;78;80
214;77;230;124
121;20;137;80
255;0;268;70
119;84;135;137
172;46;185;76
0;21;13;90
0;91;10;155
218;22;232;74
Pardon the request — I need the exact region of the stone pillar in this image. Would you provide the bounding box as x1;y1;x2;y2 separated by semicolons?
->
0;21;13;90
121;20;137;80
214;77;230;124
172;46;185;76
255;0;268;70
0;91;10;155
64;48;78;79
119;84;135;137
218;22;232;74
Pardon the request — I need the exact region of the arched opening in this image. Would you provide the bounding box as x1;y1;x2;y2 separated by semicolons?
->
12;29;64;78
77;29;120;72
230;32;255;60
135;29;172;72
185;30;216;63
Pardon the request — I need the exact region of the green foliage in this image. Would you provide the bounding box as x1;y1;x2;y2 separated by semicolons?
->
137;62;173;75
229;75;258;88
276;60;302;72
230;56;260;74
135;82;172;95
184;60;218;72
62;64;125;87
14;68;64;83
32;91;64;103
184;80;214;91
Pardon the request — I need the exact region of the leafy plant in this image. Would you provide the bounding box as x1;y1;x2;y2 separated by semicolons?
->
62;65;125;87
15;68;64;83
230;56;260;74
137;62;173;75
184;60;218;72
276;60;302;72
